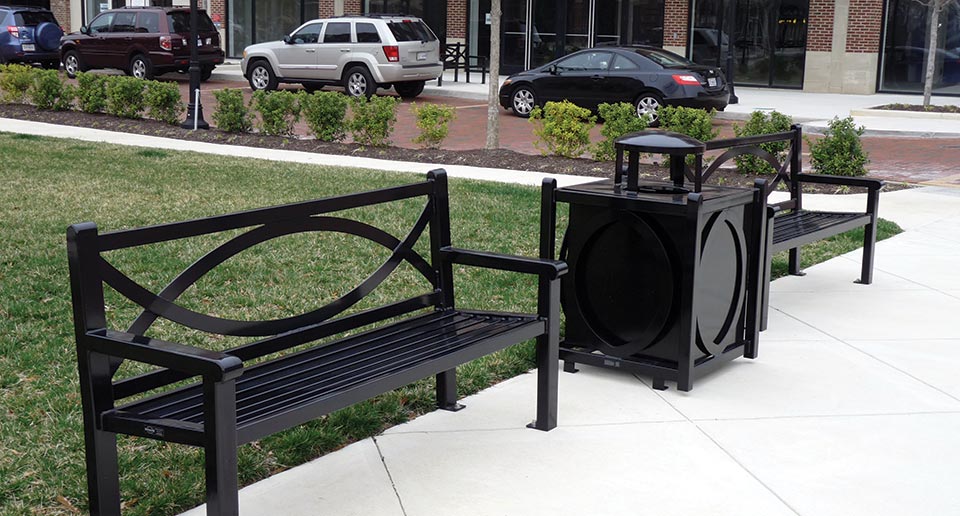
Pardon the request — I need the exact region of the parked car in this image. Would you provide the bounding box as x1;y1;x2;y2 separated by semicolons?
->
499;45;729;125
0;5;62;68
241;14;442;98
59;6;224;80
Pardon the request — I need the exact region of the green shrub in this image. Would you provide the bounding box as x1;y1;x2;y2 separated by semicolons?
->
349;94;400;147
411;102;456;149
299;90;349;141
144;80;184;125
252;90;301;136
0;63;37;103
212;88;253;133
657;105;718;165
592;102;649;161
76;72;107;113
28;69;74;111
808;116;870;177
105;76;146;119
732;110;794;176
530;100;596;159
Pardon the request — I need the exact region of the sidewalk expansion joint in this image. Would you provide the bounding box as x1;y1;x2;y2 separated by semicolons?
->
373;436;409;516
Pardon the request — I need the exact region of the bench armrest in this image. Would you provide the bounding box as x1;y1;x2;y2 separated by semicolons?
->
796;173;885;190
82;329;244;382
439;247;568;280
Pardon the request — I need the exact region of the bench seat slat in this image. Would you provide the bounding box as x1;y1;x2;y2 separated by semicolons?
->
106;310;543;444
771;210;871;253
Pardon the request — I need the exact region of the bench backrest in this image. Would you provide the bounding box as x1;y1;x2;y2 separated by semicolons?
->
698;124;804;212
67;170;455;401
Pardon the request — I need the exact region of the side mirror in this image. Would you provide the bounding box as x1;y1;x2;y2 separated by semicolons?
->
548;64;558;75
79;25;88;34
283;35;293;44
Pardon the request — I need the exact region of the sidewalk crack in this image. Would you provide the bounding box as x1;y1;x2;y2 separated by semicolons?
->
373;436;408;516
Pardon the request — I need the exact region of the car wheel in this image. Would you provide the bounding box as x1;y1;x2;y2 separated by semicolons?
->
248;60;277;91
62;51;83;78
129;54;153;80
344;66;375;98
635;92;663;126
394;80;425;99
200;66;214;82
511;85;536;118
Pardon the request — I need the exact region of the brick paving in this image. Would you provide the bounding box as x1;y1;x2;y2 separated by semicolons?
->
175;74;960;187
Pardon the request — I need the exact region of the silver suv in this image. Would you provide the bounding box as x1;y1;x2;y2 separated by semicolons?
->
241;14;441;98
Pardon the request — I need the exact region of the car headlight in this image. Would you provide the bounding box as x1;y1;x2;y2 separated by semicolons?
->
242;50;247;59
502;78;512;87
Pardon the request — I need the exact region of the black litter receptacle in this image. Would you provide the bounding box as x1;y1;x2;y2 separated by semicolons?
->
550;131;767;391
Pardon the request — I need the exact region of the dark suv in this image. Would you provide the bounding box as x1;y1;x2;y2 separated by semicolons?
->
0;5;63;68
60;7;223;80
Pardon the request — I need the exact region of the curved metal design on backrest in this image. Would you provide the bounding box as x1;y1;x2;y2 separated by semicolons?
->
701;146;786;187
102;207;436;338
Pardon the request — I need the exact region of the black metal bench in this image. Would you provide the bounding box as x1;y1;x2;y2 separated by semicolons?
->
699;125;884;327
67;170;565;516
438;41;488;86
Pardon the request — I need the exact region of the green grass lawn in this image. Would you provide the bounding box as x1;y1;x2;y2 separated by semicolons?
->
0;132;901;515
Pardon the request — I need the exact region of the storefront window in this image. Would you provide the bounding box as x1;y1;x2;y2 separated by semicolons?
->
365;0;446;42
880;0;960;93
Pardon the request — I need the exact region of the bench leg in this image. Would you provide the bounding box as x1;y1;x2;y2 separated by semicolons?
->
529;278;560;431
858;221;877;284
788;247;805;276
204;381;239;516
436;369;465;411
78;351;122;516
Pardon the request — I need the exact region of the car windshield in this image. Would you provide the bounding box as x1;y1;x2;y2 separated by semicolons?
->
633;48;694;67
167;11;216;33
386;20;436;42
14;10;56;25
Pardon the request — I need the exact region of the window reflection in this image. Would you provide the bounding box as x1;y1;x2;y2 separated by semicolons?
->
881;0;960;93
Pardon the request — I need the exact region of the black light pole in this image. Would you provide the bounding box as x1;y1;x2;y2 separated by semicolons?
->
181;0;209;129
725;0;739;104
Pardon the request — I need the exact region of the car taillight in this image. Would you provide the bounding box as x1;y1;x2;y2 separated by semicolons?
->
383;45;399;62
160;35;172;51
6;26;19;38
672;74;701;86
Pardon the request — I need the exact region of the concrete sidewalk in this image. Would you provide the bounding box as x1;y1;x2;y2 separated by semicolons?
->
178;184;960;516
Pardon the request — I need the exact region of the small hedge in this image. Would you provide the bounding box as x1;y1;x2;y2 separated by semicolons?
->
732;110;794;176
105;76;146;119
145;81;184;125
28;69;75;111
76;72;107;113
349;94;400;147
252;90;301;136
212;88;253;133
0;63;36;103
530;100;596;159
808;116;870;177
299;90;349;142
593;102;648;161
411;102;456;149
657;105;717;165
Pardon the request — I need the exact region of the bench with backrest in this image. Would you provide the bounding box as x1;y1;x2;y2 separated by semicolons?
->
697;124;884;327
67;170;565;516
438;41;488;86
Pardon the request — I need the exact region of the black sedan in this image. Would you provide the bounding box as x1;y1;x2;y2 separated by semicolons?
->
499;46;729;124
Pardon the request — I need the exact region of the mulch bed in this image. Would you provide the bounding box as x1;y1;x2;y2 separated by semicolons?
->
0;104;907;194
873;103;960;114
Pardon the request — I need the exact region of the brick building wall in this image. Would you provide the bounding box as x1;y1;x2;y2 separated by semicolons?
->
807;0;834;52
320;0;335;18
50;0;70;32
846;0;883;52
344;0;361;15
209;0;226;28
447;0;465;38
663;0;688;49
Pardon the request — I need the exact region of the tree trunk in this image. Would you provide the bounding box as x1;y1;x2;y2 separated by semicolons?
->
922;3;941;107
485;0;501;150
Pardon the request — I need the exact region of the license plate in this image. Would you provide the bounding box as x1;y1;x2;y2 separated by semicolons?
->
417;51;427;61
707;77;717;87
22;44;35;51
